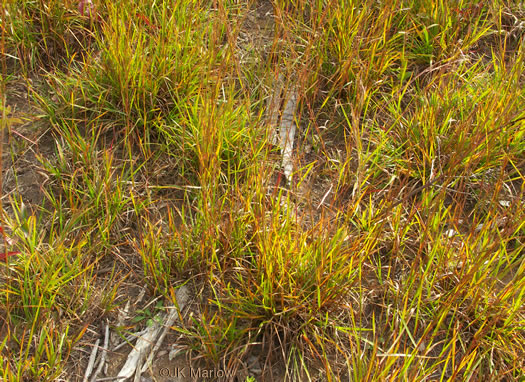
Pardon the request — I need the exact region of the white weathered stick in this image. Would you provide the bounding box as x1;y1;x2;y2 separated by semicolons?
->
111;300;131;349
90;324;110;382
117;286;191;381
83;338;100;382
141;286;191;373
116;322;163;381
133;351;145;382
279;84;298;184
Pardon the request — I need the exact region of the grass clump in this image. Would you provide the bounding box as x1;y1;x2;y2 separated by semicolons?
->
1;0;524;380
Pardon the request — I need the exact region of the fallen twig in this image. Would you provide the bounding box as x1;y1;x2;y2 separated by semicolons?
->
116;285;191;381
83;338;100;382
90;323;110;382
